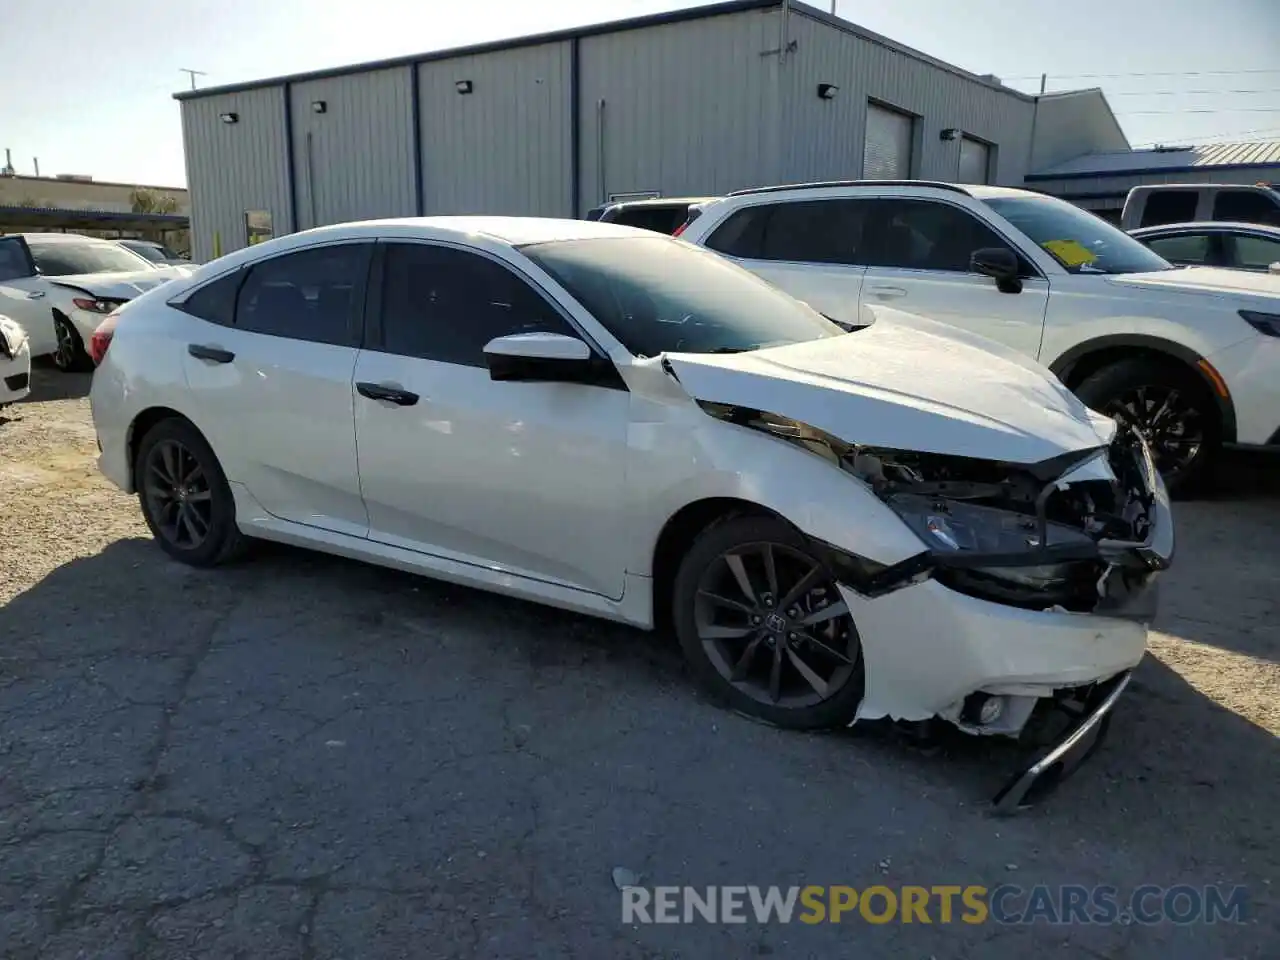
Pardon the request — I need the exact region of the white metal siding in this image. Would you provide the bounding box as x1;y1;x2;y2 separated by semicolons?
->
578;9;781;210
863;104;914;178
958;137;990;184
779;11;1036;186
290;67;417;229
417;42;572;217
180;87;292;262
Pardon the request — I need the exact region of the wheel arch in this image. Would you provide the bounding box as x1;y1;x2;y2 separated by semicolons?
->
649;497;783;633
127;406;204;488
1048;334;1236;443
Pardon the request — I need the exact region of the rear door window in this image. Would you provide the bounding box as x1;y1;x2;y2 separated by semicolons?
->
234;243;371;346
1234;234;1280;270
1139;191;1199;227
705;200;862;264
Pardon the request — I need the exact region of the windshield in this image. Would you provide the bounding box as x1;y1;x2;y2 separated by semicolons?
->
29;241;153;276
122;241;170;263
985;196;1174;275
522;236;844;357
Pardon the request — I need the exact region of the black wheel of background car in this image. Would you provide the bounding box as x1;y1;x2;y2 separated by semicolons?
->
135;418;246;567
1073;357;1220;497
51;312;92;372
672;515;865;730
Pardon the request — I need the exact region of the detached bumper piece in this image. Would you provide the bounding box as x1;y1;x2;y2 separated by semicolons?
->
4;372;29;393
991;670;1132;815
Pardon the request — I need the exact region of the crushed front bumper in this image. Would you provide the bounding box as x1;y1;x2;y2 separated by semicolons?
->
991;669;1132;815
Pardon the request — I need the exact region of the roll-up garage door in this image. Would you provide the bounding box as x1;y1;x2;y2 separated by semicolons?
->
863;104;914;179
958;137;991;184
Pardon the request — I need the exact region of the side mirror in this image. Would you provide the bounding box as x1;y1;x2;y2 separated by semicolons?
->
970;247;1022;294
483;332;597;383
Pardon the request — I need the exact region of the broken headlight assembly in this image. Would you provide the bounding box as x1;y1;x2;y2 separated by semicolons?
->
699;403;1166;612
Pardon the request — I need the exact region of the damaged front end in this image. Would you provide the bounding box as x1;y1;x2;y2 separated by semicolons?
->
700;401;1174;811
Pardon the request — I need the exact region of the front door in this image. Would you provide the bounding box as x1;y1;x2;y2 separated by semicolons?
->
855;197;1049;357
177;242;371;538
0;237;56;356
353;241;630;599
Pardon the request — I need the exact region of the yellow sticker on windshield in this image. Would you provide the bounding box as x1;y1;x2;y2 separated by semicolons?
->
1042;239;1098;267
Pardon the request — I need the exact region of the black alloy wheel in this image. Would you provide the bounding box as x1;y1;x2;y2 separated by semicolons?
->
673;515;865;729
143;439;215;550
1073;357;1220;496
52;313;91;372
135;418;246;566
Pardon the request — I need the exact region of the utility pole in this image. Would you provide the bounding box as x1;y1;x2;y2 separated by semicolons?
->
180;68;207;90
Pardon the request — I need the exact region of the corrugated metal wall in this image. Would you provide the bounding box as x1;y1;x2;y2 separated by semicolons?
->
418;42;573;217
778;11;1035;185
180;86;292;263
179;5;1080;258
577;9;781;210
290;67;417;230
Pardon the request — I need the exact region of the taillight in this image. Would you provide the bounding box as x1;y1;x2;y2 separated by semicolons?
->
72;297;117;315
90;314;120;366
672;205;705;237
672;221;689;237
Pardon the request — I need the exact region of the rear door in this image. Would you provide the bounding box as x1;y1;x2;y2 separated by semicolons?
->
702;199;867;326
177;242;372;537
856;197;1049;356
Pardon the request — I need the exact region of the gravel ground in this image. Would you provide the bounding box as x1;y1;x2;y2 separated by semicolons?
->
1;367;1277;959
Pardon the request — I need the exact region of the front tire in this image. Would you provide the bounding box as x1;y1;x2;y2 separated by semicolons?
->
672;515;865;730
52;312;92;372
135;418;245;566
1073;357;1220;497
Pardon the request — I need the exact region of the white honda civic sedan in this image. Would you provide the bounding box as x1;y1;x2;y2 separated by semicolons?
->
90;217;1173;806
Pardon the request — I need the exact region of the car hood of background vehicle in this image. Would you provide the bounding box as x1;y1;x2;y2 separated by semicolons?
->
663;307;1115;464
49;265;193;300
1108;265;1280;297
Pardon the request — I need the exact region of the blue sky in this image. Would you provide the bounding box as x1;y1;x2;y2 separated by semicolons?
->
1;0;1277;187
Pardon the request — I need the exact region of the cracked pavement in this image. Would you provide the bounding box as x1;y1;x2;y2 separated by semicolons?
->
1;369;1277;958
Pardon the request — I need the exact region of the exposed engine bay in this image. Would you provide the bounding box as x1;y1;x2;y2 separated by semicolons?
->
698;401;1170;617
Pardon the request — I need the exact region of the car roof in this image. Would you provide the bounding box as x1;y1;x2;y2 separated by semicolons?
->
606;196;715;209
1130;221;1280;236
344;215;647;245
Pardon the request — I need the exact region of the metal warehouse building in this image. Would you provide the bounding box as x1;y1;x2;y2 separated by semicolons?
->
176;0;1126;261
1026;139;1280;221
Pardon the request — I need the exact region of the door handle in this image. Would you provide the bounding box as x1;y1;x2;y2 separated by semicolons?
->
356;381;419;406
187;343;235;363
26;290;45;300
867;285;907;299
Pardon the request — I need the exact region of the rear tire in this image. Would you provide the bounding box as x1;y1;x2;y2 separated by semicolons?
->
135;418;246;566
1073;357;1220;497
671;514;865;730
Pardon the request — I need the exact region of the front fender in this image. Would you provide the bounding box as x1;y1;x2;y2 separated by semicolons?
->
624;407;925;578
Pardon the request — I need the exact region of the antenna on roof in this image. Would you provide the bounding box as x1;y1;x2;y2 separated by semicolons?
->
180;68;207;90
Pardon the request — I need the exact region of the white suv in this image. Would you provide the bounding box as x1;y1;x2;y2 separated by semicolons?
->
678;181;1280;493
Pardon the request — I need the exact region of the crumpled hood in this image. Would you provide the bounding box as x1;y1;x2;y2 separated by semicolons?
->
664;307;1115;464
50;265;193;300
1108;265;1280;298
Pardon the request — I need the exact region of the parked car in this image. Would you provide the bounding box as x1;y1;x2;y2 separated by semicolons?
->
1129;221;1280;274
585;196;714;234
0;314;32;409
676;181;1280;494
0;233;194;371
1120;182;1280;230
90;216;1173;809
116;238;189;267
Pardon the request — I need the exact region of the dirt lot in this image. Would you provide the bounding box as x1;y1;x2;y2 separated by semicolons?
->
1;367;1278;959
